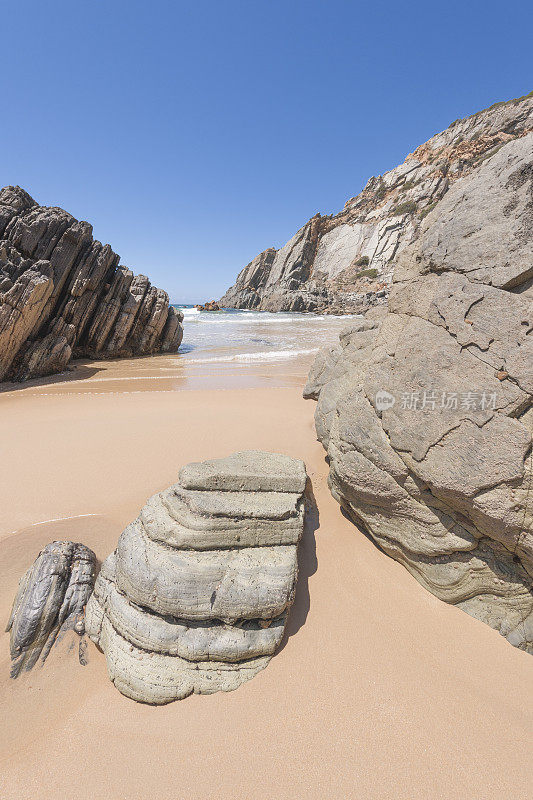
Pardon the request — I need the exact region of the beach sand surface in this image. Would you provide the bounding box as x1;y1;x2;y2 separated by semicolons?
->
0;367;531;799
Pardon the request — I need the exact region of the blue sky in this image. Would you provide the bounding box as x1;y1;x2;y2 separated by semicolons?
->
2;0;532;303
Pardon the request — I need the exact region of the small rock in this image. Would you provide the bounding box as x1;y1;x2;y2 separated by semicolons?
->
6;541;96;677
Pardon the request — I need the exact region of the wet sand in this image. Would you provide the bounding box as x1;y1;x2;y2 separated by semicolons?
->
0;360;532;799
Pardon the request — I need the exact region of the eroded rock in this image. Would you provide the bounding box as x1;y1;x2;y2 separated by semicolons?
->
0;188;184;382
6;541;97;677
86;451;307;703
305;134;533;652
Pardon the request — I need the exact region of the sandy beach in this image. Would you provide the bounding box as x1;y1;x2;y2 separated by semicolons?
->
2;4;532;796
0;358;532;800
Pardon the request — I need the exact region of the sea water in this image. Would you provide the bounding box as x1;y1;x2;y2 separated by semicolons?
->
1;307;360;396
175;306;359;367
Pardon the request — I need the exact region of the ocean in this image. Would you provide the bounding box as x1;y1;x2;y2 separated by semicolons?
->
0;307;360;396
174;305;359;372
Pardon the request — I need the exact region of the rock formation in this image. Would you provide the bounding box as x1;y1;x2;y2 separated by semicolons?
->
220;92;533;313
0;186;183;382
6;541;97;677
305;133;533;651
86;451;307;703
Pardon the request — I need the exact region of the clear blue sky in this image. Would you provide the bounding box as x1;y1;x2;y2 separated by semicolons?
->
2;0;531;303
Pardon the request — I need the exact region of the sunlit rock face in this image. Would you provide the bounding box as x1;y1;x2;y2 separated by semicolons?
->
221;93;533;314
86;451;307;704
305;134;533;652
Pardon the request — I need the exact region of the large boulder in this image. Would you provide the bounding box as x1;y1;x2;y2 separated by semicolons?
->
0;188;184;382
305;134;533;652
86;451;307;703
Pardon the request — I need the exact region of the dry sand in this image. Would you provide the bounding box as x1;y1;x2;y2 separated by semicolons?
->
0;363;532;799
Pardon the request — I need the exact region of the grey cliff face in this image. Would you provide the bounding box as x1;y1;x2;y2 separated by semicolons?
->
220;93;533;314
0;187;183;382
86;451;307;704
305;134;533;651
6;541;97;677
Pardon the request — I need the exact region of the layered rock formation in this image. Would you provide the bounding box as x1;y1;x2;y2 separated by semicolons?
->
86;451;307;703
7;541;97;677
221;92;533;313
305;133;533;651
0;186;183;382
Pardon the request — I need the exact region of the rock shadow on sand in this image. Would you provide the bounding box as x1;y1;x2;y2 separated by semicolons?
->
278;477;319;651
0;361;105;394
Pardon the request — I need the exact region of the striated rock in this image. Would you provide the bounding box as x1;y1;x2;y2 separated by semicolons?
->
195;301;220;311
6;541;97;677
0;188;184;382
86;451;307;703
305;134;533;652
221;92;533;313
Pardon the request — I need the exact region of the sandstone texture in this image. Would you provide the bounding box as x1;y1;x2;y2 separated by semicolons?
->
305;132;533;651
6;541;96;677
86;451;307;703
0;187;183;382
221;92;533;313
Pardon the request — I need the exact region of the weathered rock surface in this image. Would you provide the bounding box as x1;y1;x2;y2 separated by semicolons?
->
0;187;183;382
86;451;307;703
221;92;533;313
305;133;533;651
6;541;97;677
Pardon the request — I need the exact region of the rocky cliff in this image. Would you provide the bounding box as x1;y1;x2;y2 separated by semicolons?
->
304;132;533;651
0;187;183;382
221;92;533;313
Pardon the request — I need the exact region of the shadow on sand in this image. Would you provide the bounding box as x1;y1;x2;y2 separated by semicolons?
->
278;477;319;651
0;361;105;394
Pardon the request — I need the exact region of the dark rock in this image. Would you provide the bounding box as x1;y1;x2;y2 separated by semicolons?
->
0;187;184;382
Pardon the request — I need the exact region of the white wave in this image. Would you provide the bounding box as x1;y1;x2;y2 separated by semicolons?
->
180;310;360;325
184;348;319;364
